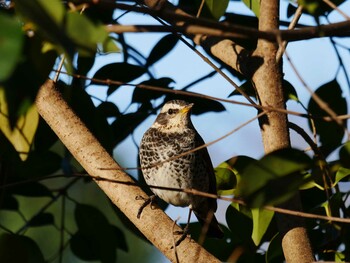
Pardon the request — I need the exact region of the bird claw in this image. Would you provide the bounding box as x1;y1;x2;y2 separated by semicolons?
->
136;195;156;219
172;225;190;248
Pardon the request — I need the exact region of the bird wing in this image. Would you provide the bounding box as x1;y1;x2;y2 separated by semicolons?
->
195;133;218;211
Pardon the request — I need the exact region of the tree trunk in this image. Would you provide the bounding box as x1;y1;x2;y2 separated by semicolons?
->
252;0;314;261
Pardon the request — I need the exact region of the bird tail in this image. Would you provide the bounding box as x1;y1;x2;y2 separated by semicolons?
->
194;210;224;239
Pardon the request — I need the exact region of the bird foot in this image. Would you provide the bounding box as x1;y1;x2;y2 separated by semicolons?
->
172;225;190;247
136;195;156;219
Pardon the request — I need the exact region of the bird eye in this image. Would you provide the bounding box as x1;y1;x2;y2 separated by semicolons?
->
167;109;174;115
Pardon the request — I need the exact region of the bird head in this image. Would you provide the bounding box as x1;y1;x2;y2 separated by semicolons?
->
153;100;194;132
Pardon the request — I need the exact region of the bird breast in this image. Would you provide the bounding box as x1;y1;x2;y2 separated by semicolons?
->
140;128;208;207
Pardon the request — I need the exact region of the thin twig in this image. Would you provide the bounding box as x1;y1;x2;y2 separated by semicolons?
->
276;5;303;62
172;217;180;263
90;1;350;41
285;50;347;133
15;178;79;234
322;0;350;20
141;8;258;108
196;0;205;18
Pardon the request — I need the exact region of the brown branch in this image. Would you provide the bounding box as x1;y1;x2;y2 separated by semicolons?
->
251;0;314;260
78;1;350;41
35;79;220;263
276;6;303;62
322;0;350;20
105;22;350;41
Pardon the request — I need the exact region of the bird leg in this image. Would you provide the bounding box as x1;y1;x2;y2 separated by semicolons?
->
173;207;193;247
136;195;156;219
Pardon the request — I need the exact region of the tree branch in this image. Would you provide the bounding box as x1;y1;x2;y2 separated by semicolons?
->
35;79;220;263
252;0;314;261
105;21;350;41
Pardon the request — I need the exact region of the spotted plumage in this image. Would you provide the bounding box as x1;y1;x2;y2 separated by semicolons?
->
139;100;223;238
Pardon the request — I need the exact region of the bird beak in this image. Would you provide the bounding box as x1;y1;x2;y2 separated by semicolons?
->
180;103;194;114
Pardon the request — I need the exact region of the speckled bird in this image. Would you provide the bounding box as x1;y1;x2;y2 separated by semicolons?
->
139;100;223;239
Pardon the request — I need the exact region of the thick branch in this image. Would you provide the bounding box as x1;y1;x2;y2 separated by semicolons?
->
85;1;350;41
35;79;220;263
105;21;350;41
252;0;314;262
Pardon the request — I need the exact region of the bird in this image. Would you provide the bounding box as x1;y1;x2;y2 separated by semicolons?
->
138;99;223;243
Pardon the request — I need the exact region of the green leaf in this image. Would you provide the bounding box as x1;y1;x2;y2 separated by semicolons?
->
2;34;56;131
0;13;24;81
132;77;175;104
82;0;115;24
225;204;253;243
10;182;53;197
77;53;96;76
0;194;19;211
73;204;123;263
236;149;312;207
65;12;110;55
183;222;233;261
216;156;257;195
0;233;45;263
339;141;350;168
70;232;100;261
0;89;39;161
229;79;298;102
28;212;54;227
92;63;146;95
102;37;120;53
17;151;62;178
15;0;75;57
215;161;237;194
228;81;257;99
15;0;65;25
300;187;327;212
113;226;128;252
297;0;345;17
96;102;120;118
298;0;321;15
35;0;65;24
242;0;260;17
164;95;225;114
111;107;149;144
75;204;117;238
146;34;179;67
266;233;284;263
308;80;347;157
283;79;299;102
15;0;118;58
204;0;230;20
251;208;274;246
333;167;350;186
33;118;59;152
59;81;115;153
335;251;346;262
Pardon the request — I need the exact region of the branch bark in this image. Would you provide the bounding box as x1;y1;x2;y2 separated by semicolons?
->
35;79;220;263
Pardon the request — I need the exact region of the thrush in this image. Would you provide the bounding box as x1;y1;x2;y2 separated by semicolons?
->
139;100;223;242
